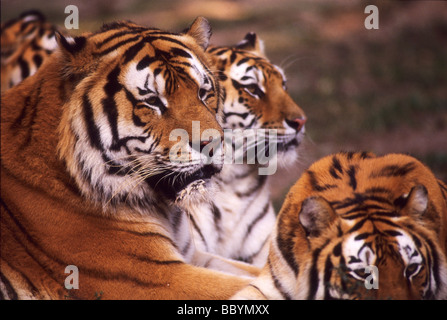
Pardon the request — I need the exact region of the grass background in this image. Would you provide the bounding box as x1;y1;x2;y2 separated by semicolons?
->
2;0;446;211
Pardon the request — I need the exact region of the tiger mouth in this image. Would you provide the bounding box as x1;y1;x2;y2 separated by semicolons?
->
144;164;220;200
277;137;299;152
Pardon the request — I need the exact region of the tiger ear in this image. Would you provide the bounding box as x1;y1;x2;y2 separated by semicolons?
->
185;16;212;50
19;9;46;23
56;32;93;78
299;196;336;238
398;185;428;218
236;32;265;56
56;32;87;56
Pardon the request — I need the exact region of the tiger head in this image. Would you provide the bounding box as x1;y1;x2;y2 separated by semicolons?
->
273;152;447;300
56;18;224;211
1;10;58;90
207;33;306;167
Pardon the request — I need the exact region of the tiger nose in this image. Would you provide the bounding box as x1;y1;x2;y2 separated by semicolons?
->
285;117;307;132
189;137;223;155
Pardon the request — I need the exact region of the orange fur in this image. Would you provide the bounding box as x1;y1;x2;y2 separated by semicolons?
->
1;10;59;92
1;18;252;300
233;152;447;300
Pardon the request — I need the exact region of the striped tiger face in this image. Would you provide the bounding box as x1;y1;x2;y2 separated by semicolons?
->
302;199;445;300
207;33;306;164
274;152;447;300
57;18;224;208
1;10;58;90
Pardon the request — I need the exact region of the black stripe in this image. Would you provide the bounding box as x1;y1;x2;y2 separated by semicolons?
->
276;204;300;276
143;35;192;51
181;239;191;256
11;95;33;129
78;268;171;291
223;111;250;120
247;284;269;299
422;236;441;296
244;201;270;238
18;56;30;80
360;151;373;159
97;29;141;48
123;41;146;64
307;240;331;299
137;55;157;70
333;242;342;257
211;203;222;232
354;232;371;241
32;53;43;68
347;218;367;233
383;230;403;237
130;254;183;265
82;93;103;151
98;35;141;56
307;170;337;192
0;271;18;300
438;180;447;202
344;151;355;160
333;194;392;210
323;255;334;299
100;22;146;32
371;162;417;178
102;66;122;151
236;236;269;264
189;215;208;251
13;82;42;150
170;47;192;59
268;258;292;300
329;155;343;179
212;48;230;56
230;51;237;64
1;199;178;293
118;230;177;249
124;88;146;127
365;187;392;194
347;165;357;191
237;57;250;66
235;174;267;197
343;204;388;216
0;199;68;285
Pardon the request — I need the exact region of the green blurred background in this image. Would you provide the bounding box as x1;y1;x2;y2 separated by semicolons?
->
2;0;446;210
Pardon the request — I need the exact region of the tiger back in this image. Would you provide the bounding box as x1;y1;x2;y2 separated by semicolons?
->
181;33;307;267
1;17;257;300
1;10;58;91
233;152;447;299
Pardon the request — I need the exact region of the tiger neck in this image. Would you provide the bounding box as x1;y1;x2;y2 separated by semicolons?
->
216;163;270;200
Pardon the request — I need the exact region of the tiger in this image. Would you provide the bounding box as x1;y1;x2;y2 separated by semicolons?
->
0;10;306;269
232;152;447;299
179;32;307;267
0;17;262;300
1;10;59;92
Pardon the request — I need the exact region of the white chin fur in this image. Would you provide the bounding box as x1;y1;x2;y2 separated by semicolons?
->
174;179;216;208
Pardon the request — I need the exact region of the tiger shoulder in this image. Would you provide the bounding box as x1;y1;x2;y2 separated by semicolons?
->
1;16;256;300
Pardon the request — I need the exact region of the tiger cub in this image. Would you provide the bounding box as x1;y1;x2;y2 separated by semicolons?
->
232;152;447;299
1;17;258;300
178;33;306;267
1;10;59;91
